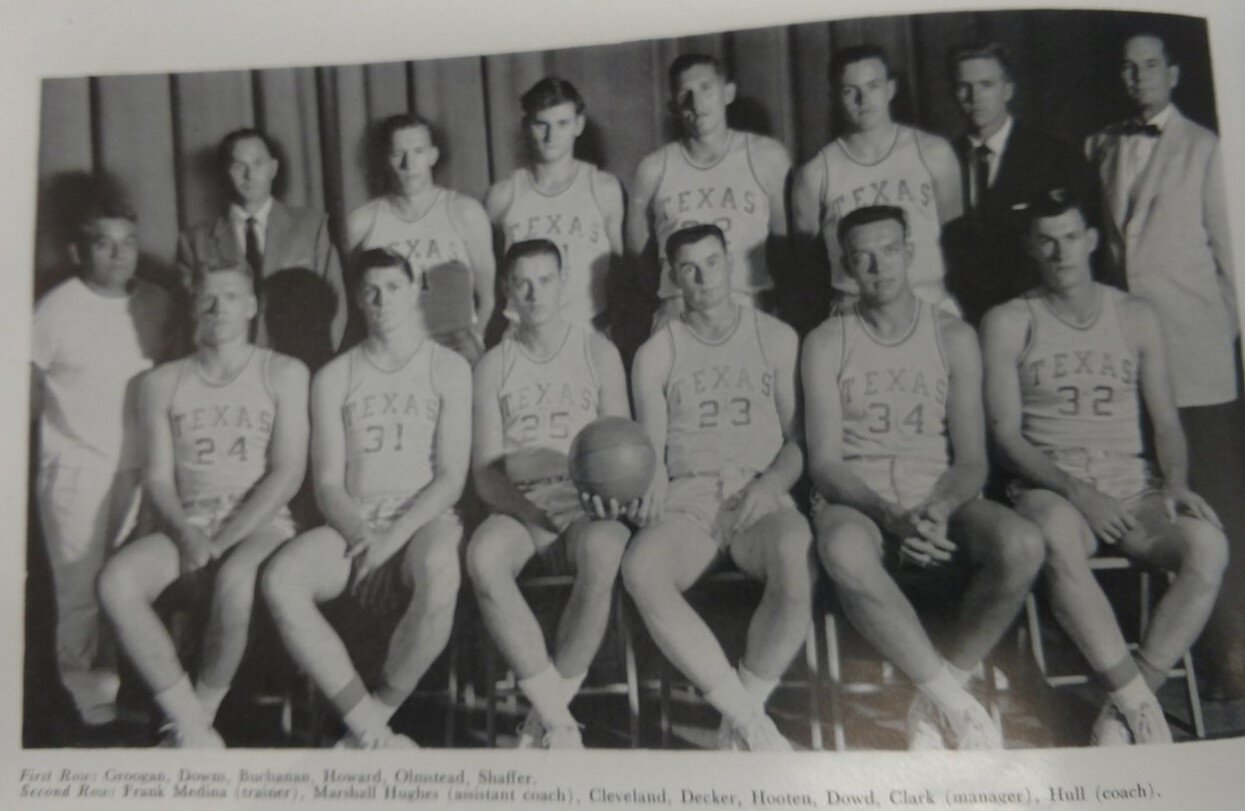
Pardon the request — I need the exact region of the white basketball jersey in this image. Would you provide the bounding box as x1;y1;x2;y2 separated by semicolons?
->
170;348;278;500
342;341;442;501
1018;285;1143;458
816;126;948;306
653;132;772;298
500;163;612;326
497;325;601;484
663;306;783;478
836;301;950;471
349;190;475;332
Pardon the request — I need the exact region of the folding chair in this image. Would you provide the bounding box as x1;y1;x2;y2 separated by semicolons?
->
1023;555;1205;738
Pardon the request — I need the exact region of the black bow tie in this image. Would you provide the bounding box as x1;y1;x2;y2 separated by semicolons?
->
1120;120;1161;137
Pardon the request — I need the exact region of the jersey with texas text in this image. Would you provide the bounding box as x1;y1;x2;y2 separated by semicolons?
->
500;162;612;326
664;305;783;478
497;324;600;484
816;126;948;307
170;347;278;501
653;132;772;299
837;300;950;471
1018;284;1143;458
348;190;475;333
342;340;443;501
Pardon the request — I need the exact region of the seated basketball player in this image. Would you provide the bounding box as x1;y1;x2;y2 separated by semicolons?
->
622;223;812;751
263;247;471;748
467;239;632;749
981;189;1228;745
803;205;1043;750
347;113;495;363
98;261;309;748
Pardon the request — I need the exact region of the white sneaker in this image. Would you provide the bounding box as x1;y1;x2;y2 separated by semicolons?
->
734;713;793;752
716;716;742;750
335;728;418;749
540;722;584;750
515;710;546;749
158;723;224;749
1122;697;1172;745
905;694;947;750
945;701;1002;750
1089;701;1132;747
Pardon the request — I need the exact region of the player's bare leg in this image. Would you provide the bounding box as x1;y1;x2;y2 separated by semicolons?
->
815;504;1001;749
943;500;1044;673
196;527;292;722
727;507;813;688
376;514;463;712
1014;489;1169;744
263;527;412;747
1119;496;1228;682
97;533;221;747
623;518;791;750
470;513;627;746
551;517;629;684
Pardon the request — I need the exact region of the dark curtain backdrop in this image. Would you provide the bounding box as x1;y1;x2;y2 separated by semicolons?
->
33;9;1216;299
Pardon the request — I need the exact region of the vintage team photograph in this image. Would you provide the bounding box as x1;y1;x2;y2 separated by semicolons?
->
24;5;1245;757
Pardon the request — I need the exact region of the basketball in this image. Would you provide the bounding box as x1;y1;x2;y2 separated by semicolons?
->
568;417;657;504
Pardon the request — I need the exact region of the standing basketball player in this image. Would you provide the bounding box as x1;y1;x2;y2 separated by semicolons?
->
348;114;495;363
467;240;631;748
793;45;962;315
804;205;1042;750
98;262;308;747
627;54;791;326
982;190;1227;745
485;78;624;333
263;247;471;748
31;199;177;731
622;223;811;751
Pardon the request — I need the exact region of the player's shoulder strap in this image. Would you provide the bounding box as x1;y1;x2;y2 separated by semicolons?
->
1016;291;1042;366
580;325;602;390
257;346;277;401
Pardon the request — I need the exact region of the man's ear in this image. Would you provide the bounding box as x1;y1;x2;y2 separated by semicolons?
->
723;81;737;106
67;241;82;268
1087;226;1100;254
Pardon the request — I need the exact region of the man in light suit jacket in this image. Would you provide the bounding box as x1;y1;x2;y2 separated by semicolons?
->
1086;31;1243;695
177;128;347;369
942;42;1097;326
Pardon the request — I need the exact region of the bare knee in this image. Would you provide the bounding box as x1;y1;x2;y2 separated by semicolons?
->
408;542;462;609
575;525;628;593
985;520;1045;593
261;549;306;617
1023;497;1094;568
816;523;882;588
1178;522;1229;588
621;539;676;605
97;558;140;613
762;513;813;599
465;524;515;594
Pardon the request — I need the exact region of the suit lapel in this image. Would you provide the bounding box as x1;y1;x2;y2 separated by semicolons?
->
263;200;291;277
211;215;240;261
1125;109;1184;232
1099;134;1130;230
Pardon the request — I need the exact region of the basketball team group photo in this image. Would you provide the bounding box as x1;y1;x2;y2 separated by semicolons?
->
25;7;1245;753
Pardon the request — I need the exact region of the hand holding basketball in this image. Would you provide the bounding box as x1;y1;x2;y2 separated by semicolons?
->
568;416;657;506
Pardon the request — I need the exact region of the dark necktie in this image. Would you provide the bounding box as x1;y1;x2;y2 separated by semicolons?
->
1120;120;1161;137
973;144;991;213
245;216;263;278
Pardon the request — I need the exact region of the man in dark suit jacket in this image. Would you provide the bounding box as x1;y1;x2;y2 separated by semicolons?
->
942;42;1097;326
177;128;347;367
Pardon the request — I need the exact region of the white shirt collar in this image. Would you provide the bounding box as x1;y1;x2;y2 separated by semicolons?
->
1145;104;1175;131
229;196;274;228
969;114;1014;155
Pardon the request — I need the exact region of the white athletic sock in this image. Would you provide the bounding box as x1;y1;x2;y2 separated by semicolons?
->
519;664;575;726
704;674;761;727
1109;674;1155;715
738;665;779;708
560;670;588;707
945;661;974;688
916;665;975;717
193;681;230;725
155;673;209;732
341;695;394;739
